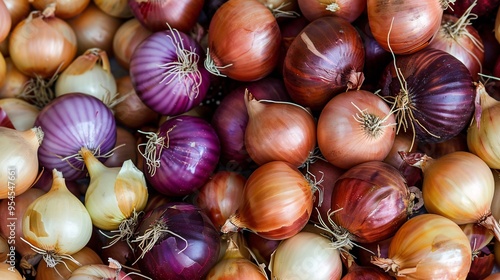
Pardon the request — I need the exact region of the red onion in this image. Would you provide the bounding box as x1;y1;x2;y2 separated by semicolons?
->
445;0;500;18
283;16;365;111
378;48;475;144
35;93;117;181
130;28;211;117
133;202;221;280
138;115;220;196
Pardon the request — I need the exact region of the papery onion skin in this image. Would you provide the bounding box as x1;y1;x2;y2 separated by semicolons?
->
130;29;210;116
378;48;475;144
35;93;117;181
367;0;444;54
142;115;220;197
134;202;221;280
331;160;411;244
222;161;313;240
371;214;472;279
283;16;365;111
205;0;281;81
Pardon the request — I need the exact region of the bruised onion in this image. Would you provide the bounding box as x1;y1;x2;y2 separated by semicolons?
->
283;16;365;111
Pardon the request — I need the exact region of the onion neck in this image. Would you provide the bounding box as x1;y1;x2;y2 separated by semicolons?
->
79;147;107;177
50;169;70;193
478;213;500;242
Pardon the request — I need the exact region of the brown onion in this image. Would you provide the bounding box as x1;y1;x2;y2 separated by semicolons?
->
283;16;365;111
221;160;313;240
30;0;91;19
104;126;139;167
112;18;152;70
0;57;31;99
297;0;366;23
3;0;30;29
67;3;124;55
244;90;316;167
244;231;281;265
0;0;11;43
205;0;281;81
94;0;132;18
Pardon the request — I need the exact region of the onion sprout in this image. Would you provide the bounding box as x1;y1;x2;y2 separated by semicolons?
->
204;48;233;77
137;126;176;176
351;101;397;139
17;64;62;109
100;209;143;250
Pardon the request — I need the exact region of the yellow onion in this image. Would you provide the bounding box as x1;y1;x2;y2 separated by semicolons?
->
0;262;24;280
0;0;11;43
371;214;471;279
22;169;93;269
80;147;148;237
0;126;44;199
244;90;316;167
269;231;342;280
3;0;31;29
467;82;500;169
0;57;31;99
55;48;117;105
401;151;500;240
29;0;91;19
112;18;152;70
221;160;314;240
0;98;40;131
93;0;132;18
8;5;77;78
36;246;103;280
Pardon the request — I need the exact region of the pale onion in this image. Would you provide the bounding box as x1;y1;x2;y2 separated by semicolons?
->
244;90;317;167
3;0;31;28
467;82;500;169
80;147;148;236
112;18;152;69
30;0;91;19
0;0;11;43
94;0;133;18
36;246;103;280
22;169;93;269
0;98;40;130
55;48;118;105
0;262;24;280
0;57;31;99
0;126;44;199
8;5;78;78
67;3;124;55
269;231;342;280
371;214;472;279
401;151;500;240
0;52;5;88
68;262;135;280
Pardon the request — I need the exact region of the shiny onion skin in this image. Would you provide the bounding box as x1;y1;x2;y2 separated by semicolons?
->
128;0;205;33
317;89;396;170
130;28;210;116
244;90;317;167
139;115;220;197
283;16;365;111
35;93;117;181
221;161;313;240
205;0;281;81
366;0;446;54
133;202;221;280
378;48;475;144
371;214;472;279
297;0;366;23
331;160;411;244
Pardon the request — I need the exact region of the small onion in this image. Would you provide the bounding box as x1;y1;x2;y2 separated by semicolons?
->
204;0;281;81
30;0;91;19
112;18;152;70
371;214;472;279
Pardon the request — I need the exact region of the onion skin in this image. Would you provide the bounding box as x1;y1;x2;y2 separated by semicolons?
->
297;0;366;23
0;57;31;99
378;48;475;144
30;0;91;19
331;160;411;244
112;18;152;70
0;0;11;43
283;16;365;111
3;0;31;29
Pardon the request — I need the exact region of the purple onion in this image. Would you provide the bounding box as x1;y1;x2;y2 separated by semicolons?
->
35;93;116;181
139;115;220;196
130;28;211;116
378;48;475;144
211;77;290;170
134;202;221;280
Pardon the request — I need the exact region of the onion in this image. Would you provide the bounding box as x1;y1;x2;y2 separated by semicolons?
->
104;126;139;167
94;0;132;18
138;115;220;196
269;231;343;280
68;263;134;279
0;98;39;132
0;0;11;43
244;231;281;265
244;90;316;167
428;2;485;80
258;0;300;18
112;18;152;70
67;3;124;55
468;252;495;280
0;263;24;280
283;16;365;111
297;0;366;23
419;132;468;159
35;93;117;181
401;151;500;241
0;57;31;99
317;89;396;169
128;0;205;33
130;27;211;117
0;235;7;263
30;0;91;19
204;0;281;81
3;0;30;29
378;47;475;145
222;160;314;240
8;6;77;78
133;202;221;280
447;0;500;18
371;214;472;279
342;257;394;280
36;247;103;280
366;0;451;54
383;132;423;188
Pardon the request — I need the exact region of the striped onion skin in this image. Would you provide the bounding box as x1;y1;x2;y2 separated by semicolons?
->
140;115;220;197
35;93;116;181
129;29;210;117
378;48;475;144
